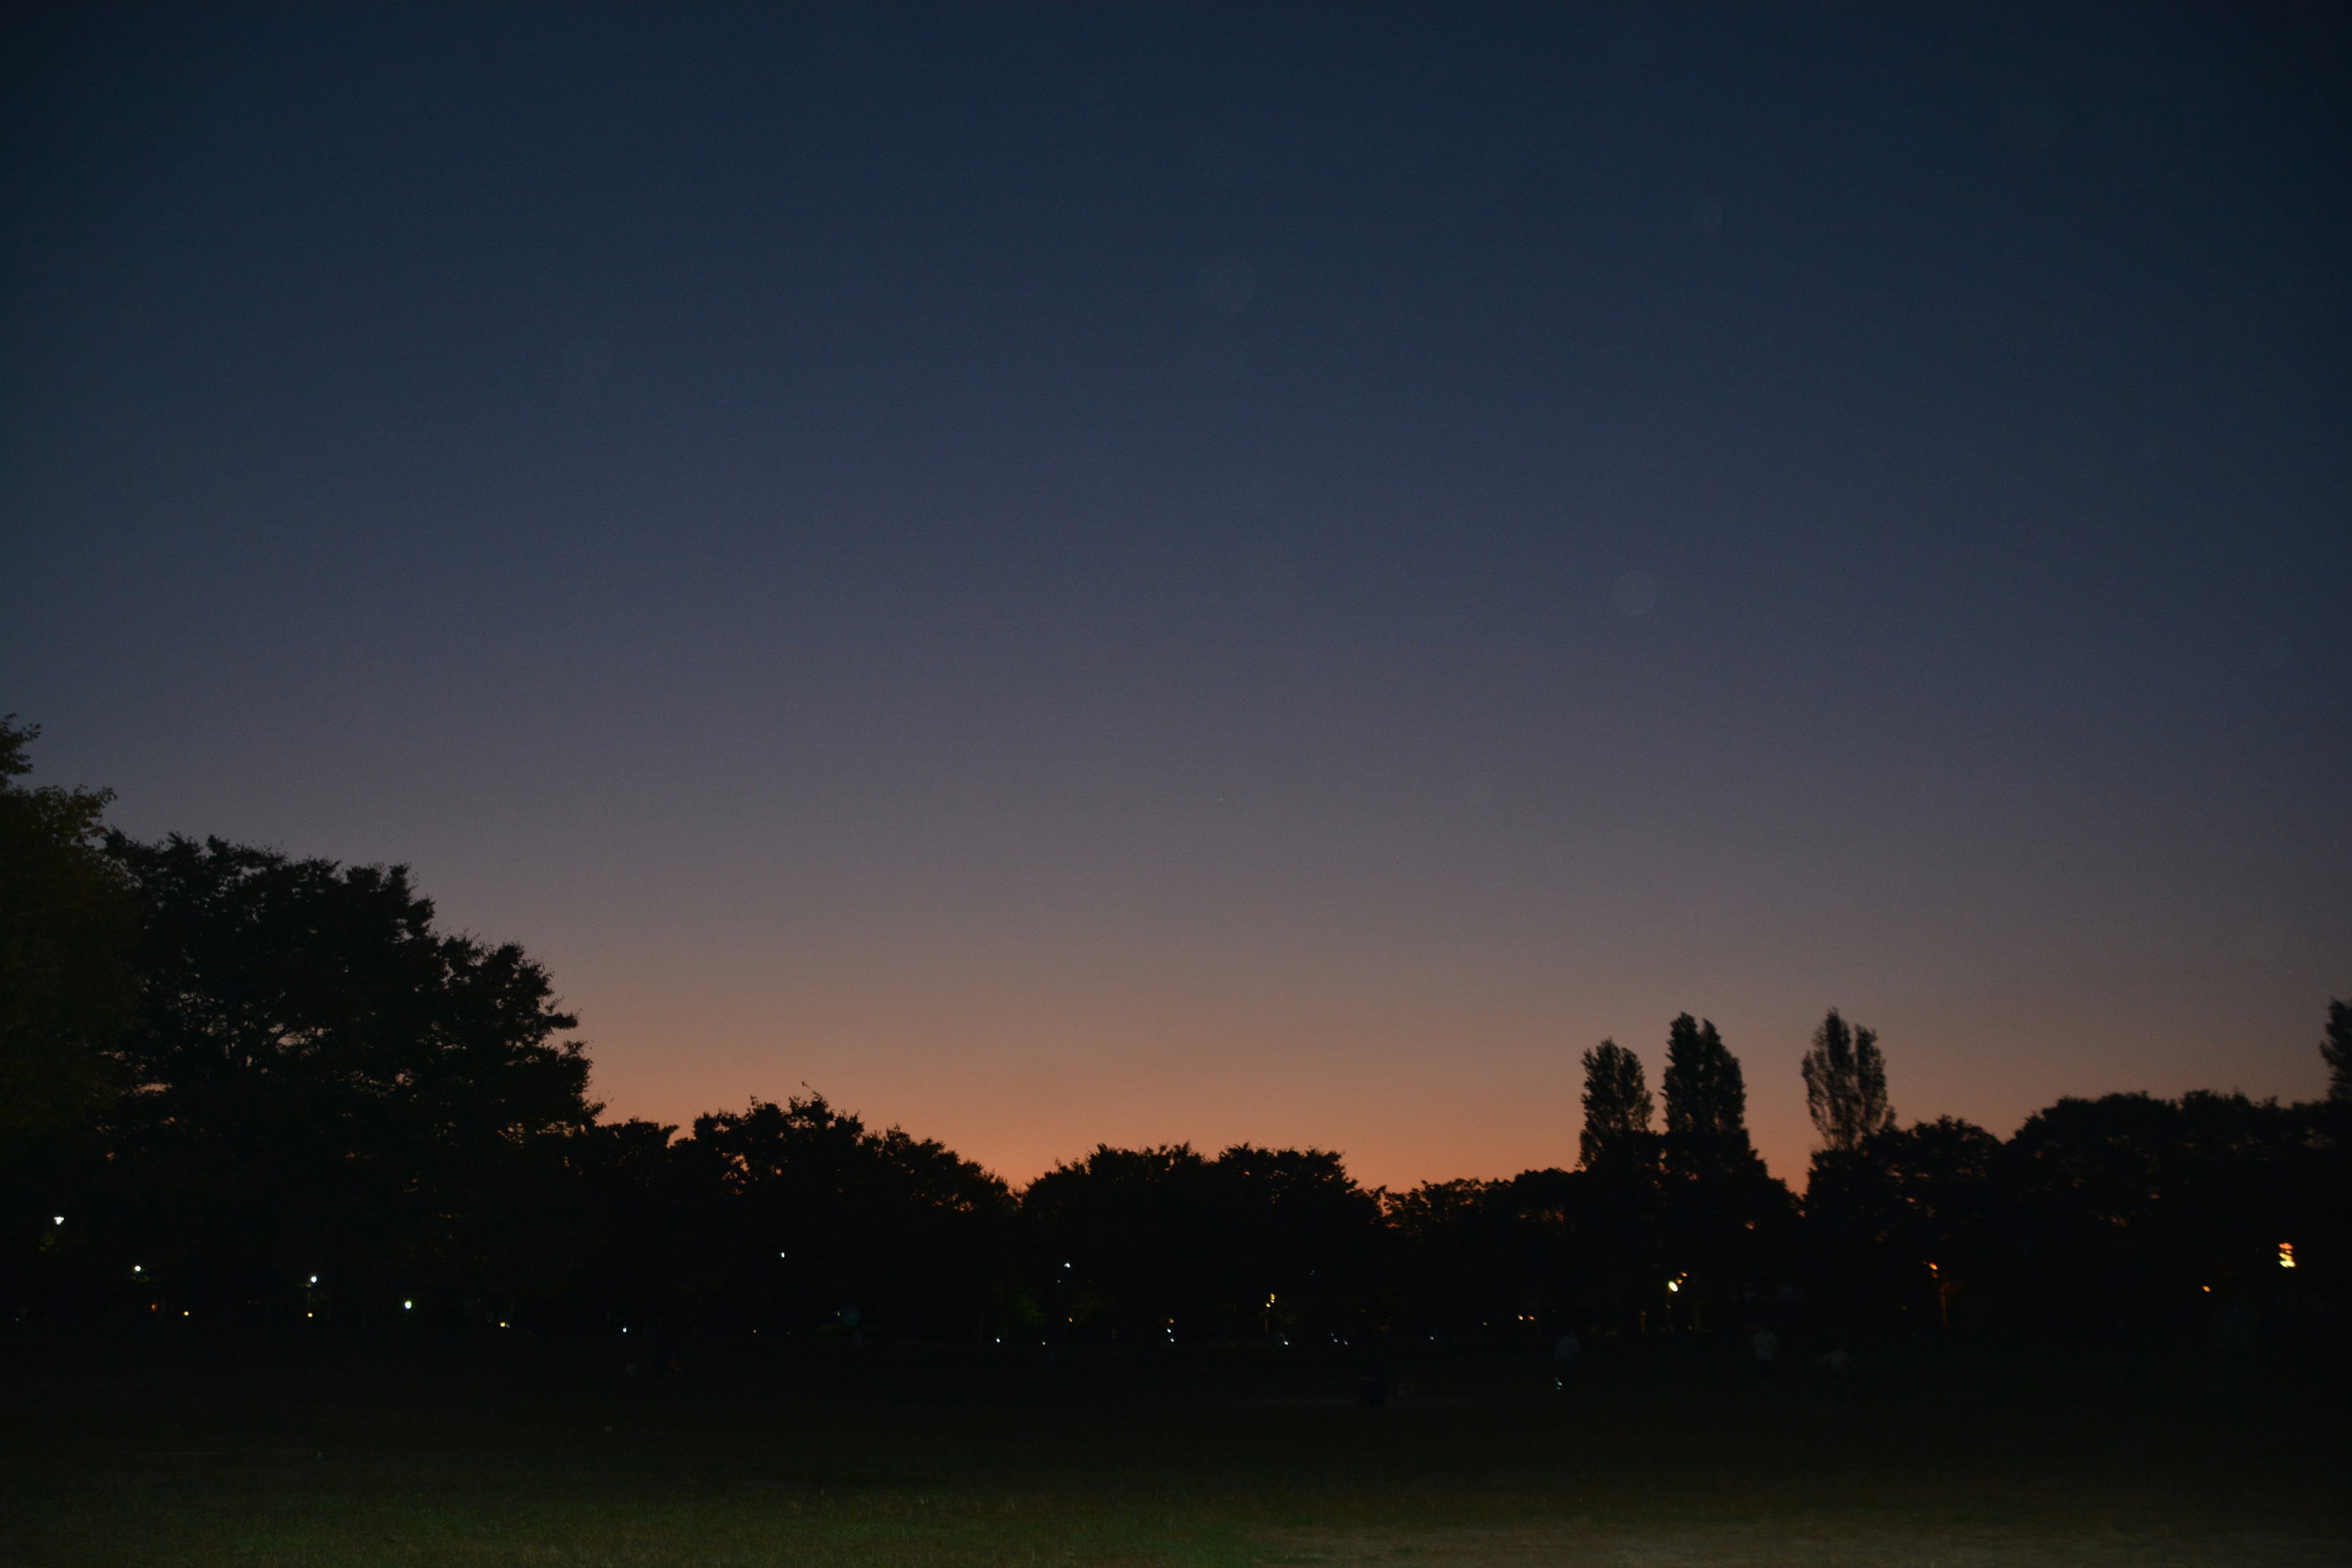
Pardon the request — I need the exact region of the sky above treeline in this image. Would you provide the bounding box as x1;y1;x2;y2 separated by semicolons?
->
3;5;2346;1189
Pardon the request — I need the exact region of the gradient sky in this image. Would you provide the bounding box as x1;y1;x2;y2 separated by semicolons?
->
4;5;2347;1190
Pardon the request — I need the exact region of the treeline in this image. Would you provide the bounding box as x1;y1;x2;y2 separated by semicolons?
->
6;719;2348;1351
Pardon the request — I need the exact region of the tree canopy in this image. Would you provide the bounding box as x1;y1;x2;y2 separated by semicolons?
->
1662;1014;1757;1184
0;718;136;1148
1801;1008;1894;1153
2323;998;2352;1104
100;834;598;1316
6;722;2345;1352
1577;1038;1656;1176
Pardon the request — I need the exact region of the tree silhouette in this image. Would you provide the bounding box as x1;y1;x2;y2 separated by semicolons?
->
1019;1142;1374;1342
1022;1143;1220;1338
2323;997;2352;1103
1806;1116;1998;1328
681;1092;1011;1336
14;725;2345;1344
1662;1014;1757;1183
0;718;135;1149
1206;1144;1379;1338
102;834;597;1317
1579;1039;1657;1175
1802;1008;1894;1152
1656;1014;1789;1317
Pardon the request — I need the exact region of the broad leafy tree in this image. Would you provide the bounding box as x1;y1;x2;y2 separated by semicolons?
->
0;719;135;1148
0;720;138;1315
1806;1117;2000;1329
103;834;598;1319
1022;1141;1375;1342
677;1092;1011;1337
1996;1091;2316;1336
1022;1142;1220;1339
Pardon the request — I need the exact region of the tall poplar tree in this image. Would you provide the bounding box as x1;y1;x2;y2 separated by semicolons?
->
1662;1014;1759;1182
2323;997;2352;1104
1579;1039;1657;1175
1801;1008;1894;1152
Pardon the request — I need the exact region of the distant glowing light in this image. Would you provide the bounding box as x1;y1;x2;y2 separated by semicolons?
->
2278;1243;2296;1269
309;1275;318;1285
132;1265;143;1274
53;1215;64;1226
403;1300;413;1310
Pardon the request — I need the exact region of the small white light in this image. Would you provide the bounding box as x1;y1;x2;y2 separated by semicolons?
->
404;1300;413;1310
53;1215;64;1226
132;1265;143;1274
309;1275;318;1285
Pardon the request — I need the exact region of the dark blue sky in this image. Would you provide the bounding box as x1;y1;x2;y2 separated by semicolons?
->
5;5;2346;1184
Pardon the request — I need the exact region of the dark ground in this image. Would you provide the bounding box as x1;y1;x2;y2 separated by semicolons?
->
4;1326;2345;1566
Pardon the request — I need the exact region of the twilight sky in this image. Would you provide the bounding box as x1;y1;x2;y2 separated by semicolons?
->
4;5;2346;1189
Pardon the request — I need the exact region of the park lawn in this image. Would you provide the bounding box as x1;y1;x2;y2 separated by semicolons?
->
4;1335;2345;1567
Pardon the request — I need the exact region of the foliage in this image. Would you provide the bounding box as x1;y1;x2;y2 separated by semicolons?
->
1801;1008;1894;1152
1577;1038;1656;1176
1806;1116;2000;1327
2324;997;2352;1103
0;718;136;1147
6;725;2345;1348
1662;1013;1757;1184
1022;1142;1376;1341
675;1093;1011;1335
96;834;598;1318
1995;1090;2321;1332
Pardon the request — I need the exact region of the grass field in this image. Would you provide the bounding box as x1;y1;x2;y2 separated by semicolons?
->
4;1330;2345;1566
